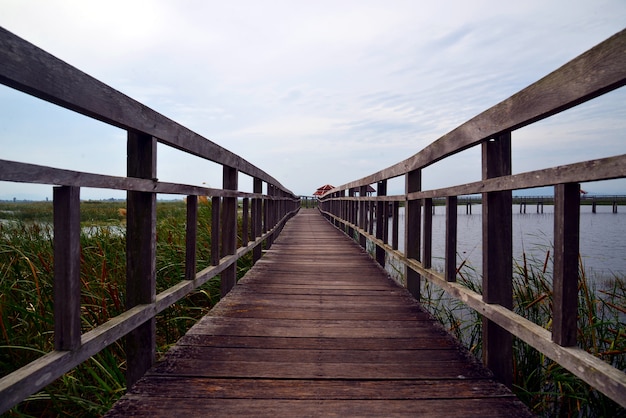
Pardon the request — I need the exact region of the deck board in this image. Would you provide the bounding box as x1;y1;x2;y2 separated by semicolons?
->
106;209;533;417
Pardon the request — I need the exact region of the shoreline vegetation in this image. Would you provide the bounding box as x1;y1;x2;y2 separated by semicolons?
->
0;200;251;416
1;200;625;416
417;251;625;417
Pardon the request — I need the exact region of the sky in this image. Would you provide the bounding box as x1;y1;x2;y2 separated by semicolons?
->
1;0;625;200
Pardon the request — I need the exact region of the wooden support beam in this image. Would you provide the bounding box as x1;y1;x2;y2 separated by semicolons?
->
392;201;400;251
242;197;249;245
375;180;387;267
53;185;81;350
347;188;356;239
406;170;422;299
252;178;263;262
423;198;433;269
125;132;157;388
266;184;275;248
185;195;198;281
221;166;238;296
481;132;513;388
553;183;580;346
445;196;458;282
211;197;221;266
359;185;368;249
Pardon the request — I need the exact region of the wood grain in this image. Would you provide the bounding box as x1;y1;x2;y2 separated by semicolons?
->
106;210;532;417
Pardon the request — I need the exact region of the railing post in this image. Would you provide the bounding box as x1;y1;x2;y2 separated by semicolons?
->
252;178;263;262
125;132;157;388
553;183;580;346
266;184;275;248
359;185;368;248
368;199;374;235
481;132;513;387
242;197;249;246
211;196;221;266
185;195;198;280
339;190;346;230
406;170;421;298
445;196;458;282
348;188;356;239
221;166;238;296
375;180;387;267
266;186;271;234
423;198;433;269
392;201;400;251
53;185;81;351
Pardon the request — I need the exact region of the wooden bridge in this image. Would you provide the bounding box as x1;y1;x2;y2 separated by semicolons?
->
105;209;532;417
1;26;626;416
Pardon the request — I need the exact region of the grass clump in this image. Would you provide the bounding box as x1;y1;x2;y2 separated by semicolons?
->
0;199;254;417
421;251;626;418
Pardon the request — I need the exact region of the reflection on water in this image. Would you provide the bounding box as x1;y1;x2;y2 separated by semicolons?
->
390;205;625;281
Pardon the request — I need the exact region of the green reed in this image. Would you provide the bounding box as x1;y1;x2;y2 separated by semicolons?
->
1;199;252;417
421;249;626;417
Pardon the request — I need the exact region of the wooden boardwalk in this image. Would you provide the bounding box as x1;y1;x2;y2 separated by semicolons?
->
106;209;533;417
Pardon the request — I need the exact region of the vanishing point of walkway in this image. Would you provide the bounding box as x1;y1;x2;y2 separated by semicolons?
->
106;209;532;417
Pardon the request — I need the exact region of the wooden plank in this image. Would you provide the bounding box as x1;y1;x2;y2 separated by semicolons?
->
207;307;429;321
154;346;470;366
106;210;532;417
150;359;491;380
108;397;533;418
177;335;457;350
120;377;518;400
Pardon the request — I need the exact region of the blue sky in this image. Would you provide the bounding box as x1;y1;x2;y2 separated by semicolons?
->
1;0;625;200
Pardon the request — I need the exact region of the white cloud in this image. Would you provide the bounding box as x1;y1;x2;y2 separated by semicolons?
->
1;0;625;198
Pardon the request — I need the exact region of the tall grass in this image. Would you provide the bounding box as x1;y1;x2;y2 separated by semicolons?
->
0;199;253;416
421;249;626;417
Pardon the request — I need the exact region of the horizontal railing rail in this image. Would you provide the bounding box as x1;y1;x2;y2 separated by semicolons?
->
0;27;299;413
318;28;626;408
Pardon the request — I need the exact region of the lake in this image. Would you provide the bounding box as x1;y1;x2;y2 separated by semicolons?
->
389;204;626;282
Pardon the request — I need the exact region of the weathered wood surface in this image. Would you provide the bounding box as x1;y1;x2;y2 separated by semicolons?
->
106;209;532;417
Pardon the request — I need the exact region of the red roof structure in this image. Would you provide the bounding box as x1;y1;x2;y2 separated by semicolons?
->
313;184;376;196
313;184;334;196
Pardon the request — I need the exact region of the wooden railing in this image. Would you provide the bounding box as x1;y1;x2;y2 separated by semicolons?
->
0;27;299;413
318;28;626;407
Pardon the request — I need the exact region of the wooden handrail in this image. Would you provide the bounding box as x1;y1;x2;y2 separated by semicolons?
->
0;27;291;193
318;28;626;407
328;28;626;192
0;27;299;413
